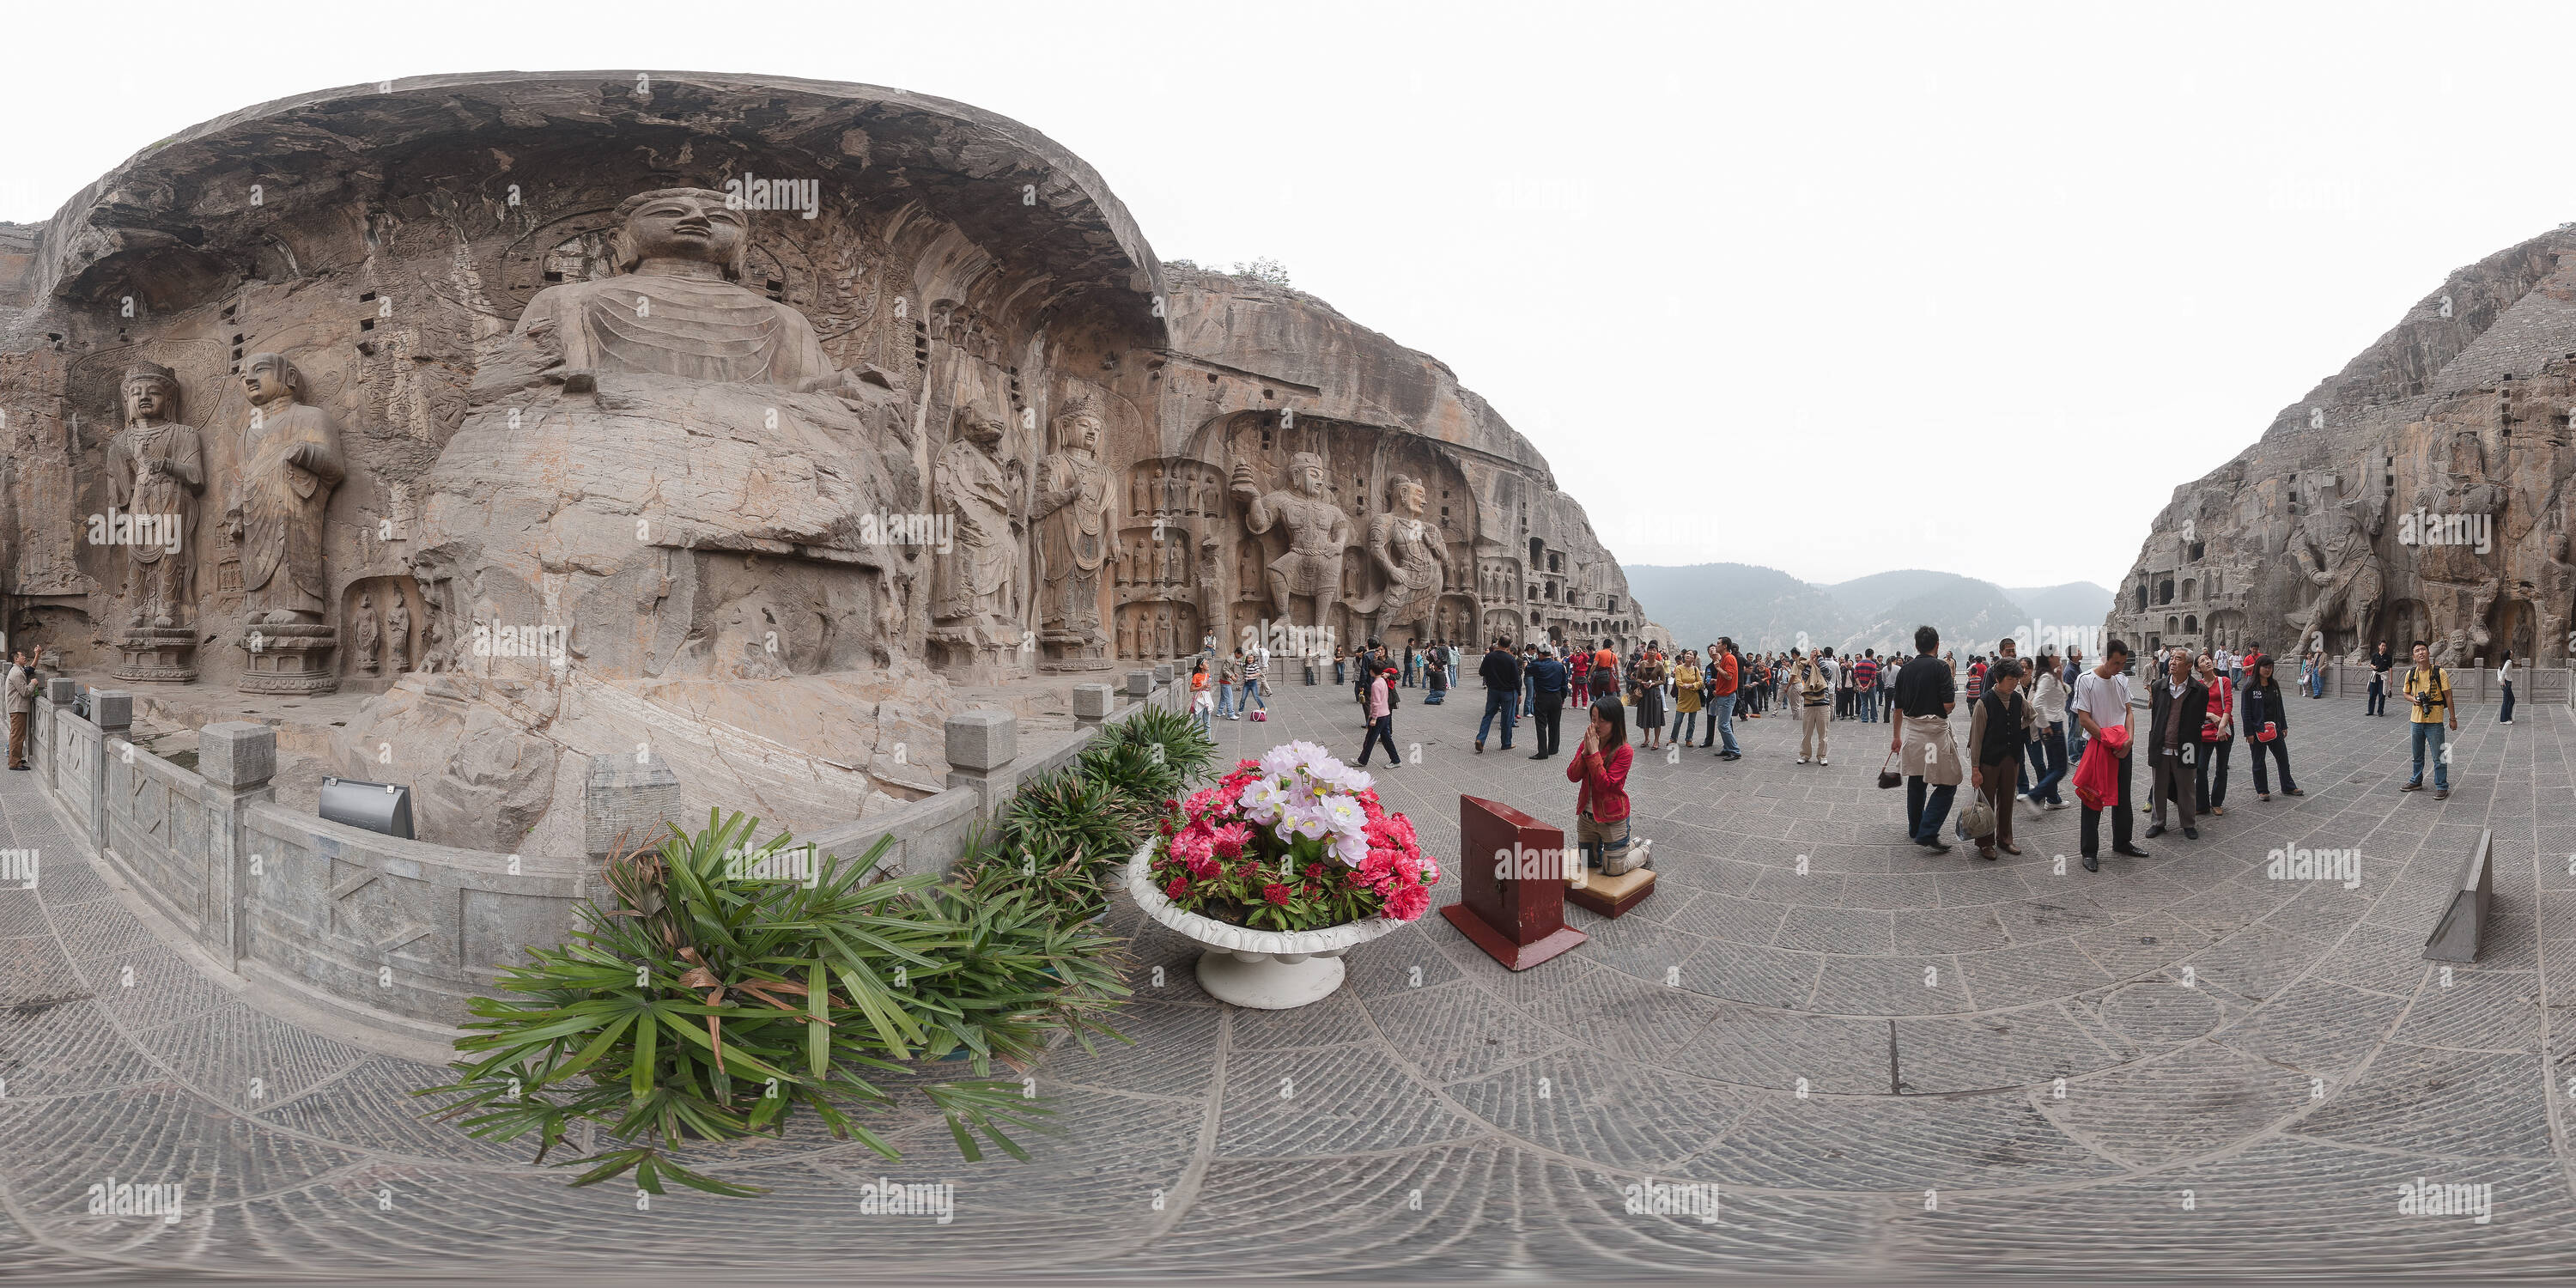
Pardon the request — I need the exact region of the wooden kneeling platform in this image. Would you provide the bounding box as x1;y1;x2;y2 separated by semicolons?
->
1568;867;1656;919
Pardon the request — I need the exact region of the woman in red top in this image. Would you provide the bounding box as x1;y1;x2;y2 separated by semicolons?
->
1567;697;1638;873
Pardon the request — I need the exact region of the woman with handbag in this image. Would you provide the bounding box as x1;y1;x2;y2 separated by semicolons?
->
2022;649;2069;811
2243;656;2301;800
1567;697;1639;875
2195;652;2233;816
1671;651;1704;747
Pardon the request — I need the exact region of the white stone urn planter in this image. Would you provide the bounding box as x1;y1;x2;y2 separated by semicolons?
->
1127;843;1407;1009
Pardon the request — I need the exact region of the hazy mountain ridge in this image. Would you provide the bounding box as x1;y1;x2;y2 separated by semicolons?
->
1628;563;2111;656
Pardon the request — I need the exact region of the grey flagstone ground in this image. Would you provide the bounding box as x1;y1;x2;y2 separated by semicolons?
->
1;676;2572;1280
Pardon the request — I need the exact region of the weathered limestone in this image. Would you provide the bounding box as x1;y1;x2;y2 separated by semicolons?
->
2113;225;2576;665
0;72;1652;848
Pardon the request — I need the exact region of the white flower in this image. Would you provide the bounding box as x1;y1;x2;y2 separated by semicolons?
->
1318;796;1366;835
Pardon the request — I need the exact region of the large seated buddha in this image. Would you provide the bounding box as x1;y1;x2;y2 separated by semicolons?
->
343;187;942;851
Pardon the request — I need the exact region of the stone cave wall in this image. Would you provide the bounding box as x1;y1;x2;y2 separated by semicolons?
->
2111;226;2576;667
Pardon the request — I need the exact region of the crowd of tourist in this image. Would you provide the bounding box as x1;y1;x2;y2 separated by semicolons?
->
1292;617;2501;884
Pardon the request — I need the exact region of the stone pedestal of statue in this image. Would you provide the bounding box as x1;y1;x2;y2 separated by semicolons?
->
239;622;338;695
112;627;198;684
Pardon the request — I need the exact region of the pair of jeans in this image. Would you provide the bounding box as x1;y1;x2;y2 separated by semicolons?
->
1906;776;1958;843
1358;714;1398;765
2500;682;2515;722
1860;689;1878;721
1534;693;1565;756
1240;679;1266;713
2366;676;2386;715
2247;733;2296;794
1713;693;1740;755
1192;703;1212;733
2409;721;2449;790
1674;709;1698;743
2196;734;2231;811
1477;689;1518;748
2026;722;2068;804
1213;683;1235;719
1523;677;1538;720
2080;747;2134;856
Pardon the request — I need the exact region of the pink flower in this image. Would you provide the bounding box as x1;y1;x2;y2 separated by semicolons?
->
1262;884;1292;907
1358;848;1398;891
1163;876;1190;900
1384;884;1431;921
1186;854;1220;880
1393;851;1421;886
1421;858;1442;884
1211;822;1253;859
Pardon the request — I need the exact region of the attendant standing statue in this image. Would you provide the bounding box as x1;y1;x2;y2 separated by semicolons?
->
228;353;346;693
1231;451;1352;639
1369;472;1449;647
107;361;207;683
1032;392;1116;670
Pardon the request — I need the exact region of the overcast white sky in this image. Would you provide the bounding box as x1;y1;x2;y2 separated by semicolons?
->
5;1;2566;592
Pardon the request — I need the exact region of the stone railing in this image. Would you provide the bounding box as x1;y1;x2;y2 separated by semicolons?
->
30;667;1190;1045
2324;662;2569;705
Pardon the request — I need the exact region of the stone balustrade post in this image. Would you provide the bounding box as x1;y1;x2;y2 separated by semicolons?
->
1126;670;1153;700
200;721;276;972
945;709;1018;820
585;755;685;868
88;690;133;847
1073;682;1115;724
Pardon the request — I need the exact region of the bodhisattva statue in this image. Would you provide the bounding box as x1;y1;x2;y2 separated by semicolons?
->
930;409;1023;661
227;353;347;693
2412;426;2504;663
2287;483;2383;660
1231;451;1352;636
1370;472;1449;642
355;592;380;673
1032;393;1116;669
107;362;204;630
386;595;410;672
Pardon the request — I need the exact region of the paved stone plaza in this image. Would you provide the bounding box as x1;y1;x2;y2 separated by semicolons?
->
3;673;2573;1281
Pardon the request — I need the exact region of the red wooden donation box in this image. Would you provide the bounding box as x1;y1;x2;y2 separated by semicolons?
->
1443;794;1588;970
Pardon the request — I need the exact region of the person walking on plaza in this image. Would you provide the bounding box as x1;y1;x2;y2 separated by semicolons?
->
2075;639;2146;870
2144;647;2207;841
1795;648;1832;765
1570;644;1592;702
2243;654;2300;801
2193;651;2233;817
1357;664;1400;768
2021;648;2069;811
5;647;38;770
1671;650;1704;748
1567;697;1637;875
2366;641;2393;715
1528;644;1570;759
1633;650;1668;750
2401;640;2458;799
1591;641;1620;703
1967;658;2032;860
1241;643;1269;717
1476;636;1523;754
1891;625;1961;851
2498;649;2517;724
1189;659;1214;732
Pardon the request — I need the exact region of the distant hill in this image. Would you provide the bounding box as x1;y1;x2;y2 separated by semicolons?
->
1622;564;1851;653
1625;565;2115;659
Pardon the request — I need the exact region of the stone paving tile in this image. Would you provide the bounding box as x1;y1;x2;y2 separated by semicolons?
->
2042;1039;2314;1167
1893;1002;2124;1093
0;997;158;1097
0;932;85;1008
2181;922;2336;1005
2209;976;2408;1081
1671;1005;1893;1095
0;888;52;939
2071;912;2210;982
1445;1050;1759;1170
1364;981;1570;1084
1216;1043;1478;1157
2090;979;2229;1050
1687;1089;2124;1189
2293;1042;2555;1158
1893;904;2014;954
1954;939;2117;1010
85;945;238;1035
2312;920;2433;995
133;999;374;1114
2391;969;2543;1052
0;1082;373;1212
1772;903;1895;955
1674;939;1825;1011
1807;954;1977;1016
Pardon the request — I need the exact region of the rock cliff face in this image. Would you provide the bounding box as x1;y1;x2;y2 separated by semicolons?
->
0;72;1646;848
2111;225;2576;666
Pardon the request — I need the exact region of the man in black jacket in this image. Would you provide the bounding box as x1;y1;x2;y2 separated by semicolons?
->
2144;647;2208;840
1526;647;1571;759
1475;637;1522;753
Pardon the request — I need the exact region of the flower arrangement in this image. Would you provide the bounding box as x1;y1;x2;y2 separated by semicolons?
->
1148;740;1440;932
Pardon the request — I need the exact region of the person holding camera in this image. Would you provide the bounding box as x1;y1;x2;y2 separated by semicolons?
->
2400;639;2459;799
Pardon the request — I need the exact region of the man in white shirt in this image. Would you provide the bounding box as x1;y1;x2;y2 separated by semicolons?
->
2073;638;2143;872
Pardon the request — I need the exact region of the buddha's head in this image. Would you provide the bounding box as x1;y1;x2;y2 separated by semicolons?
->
1053;392;1105;458
120;361;180;427
610;188;750;281
240;353;307;408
